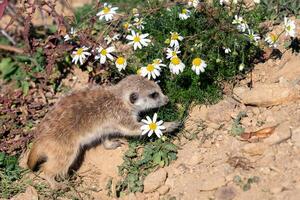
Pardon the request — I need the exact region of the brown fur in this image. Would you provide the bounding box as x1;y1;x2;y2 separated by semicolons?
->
27;75;180;188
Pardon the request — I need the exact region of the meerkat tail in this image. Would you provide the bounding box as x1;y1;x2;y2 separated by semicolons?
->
27;144;48;171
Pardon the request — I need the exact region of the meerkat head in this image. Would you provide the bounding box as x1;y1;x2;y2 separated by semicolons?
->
116;75;169;112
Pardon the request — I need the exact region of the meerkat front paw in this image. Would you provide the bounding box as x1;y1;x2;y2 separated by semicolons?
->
103;139;122;150
163;121;182;133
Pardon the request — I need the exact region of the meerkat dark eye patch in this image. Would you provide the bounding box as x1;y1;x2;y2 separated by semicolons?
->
149;92;159;99
130;92;139;104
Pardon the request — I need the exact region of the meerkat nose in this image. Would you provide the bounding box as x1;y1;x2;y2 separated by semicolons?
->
164;96;169;103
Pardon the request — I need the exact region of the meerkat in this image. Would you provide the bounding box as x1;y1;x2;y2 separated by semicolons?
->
27;75;180;189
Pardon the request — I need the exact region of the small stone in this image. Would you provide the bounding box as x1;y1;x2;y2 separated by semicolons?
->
199;175;226;191
187;152;203;165
270;186;283;194
146;192;160;200
252;107;260;115
11;186;38;200
127;193;137;200
143;169;168;193
292;126;300;147
260;167;271;175
207;122;220;129
206;98;237;123
157;185;170;195
264;122;292;145
242;143;267;156
215;186;236;200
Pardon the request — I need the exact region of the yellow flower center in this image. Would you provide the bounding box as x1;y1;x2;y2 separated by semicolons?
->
123;22;129;29
137;68;142;75
171;57;181;65
269;33;277;42
101;49;107;56
172;51;177;56
171;32;179;40
103;7;110;14
287;25;291;31
76;48;83;55
182;9;187;14
192;58;202;66
133;36;141;43
116;57;125;65
149;122;157;130
147;64;155;72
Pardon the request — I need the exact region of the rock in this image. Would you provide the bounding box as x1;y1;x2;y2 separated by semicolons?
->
11;186;38;200
157;185;170;195
233;83;300;107
206;97;237;123
292;126;300;147
187;152;203;165
272;56;300;82
127;193;137;200
199;175;226;191
143;169;168;193
173;163;189;175
264;122;292;145
215;186;236;200
270;186;283;194
145;192;160;200
242;143;267;156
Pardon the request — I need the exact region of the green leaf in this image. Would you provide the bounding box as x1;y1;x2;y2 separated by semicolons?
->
153;151;163;165
0;58;18;80
163;143;178;152
21;81;30;96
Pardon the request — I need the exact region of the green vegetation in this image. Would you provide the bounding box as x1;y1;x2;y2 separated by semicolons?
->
0;0;299;198
0;153;26;198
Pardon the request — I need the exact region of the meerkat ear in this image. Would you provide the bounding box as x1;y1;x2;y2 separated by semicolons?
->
129;92;139;104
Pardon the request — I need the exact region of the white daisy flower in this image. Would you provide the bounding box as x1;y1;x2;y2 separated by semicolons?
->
232;15;249;32
126;30;151;50
72;46;91;65
95;46;115;64
219;0;229;5
123;22;133;32
152;59;166;68
133;18;146;30
96;3;118;22
140;63;161;79
191;57;207;75
265;33;278;48
170;32;184;48
179;9;191;20
224;47;231;54
188;0;199;7
166;47;181;59
245;29;260;44
104;34;121;44
64;27;77;41
284;17;296;37
115;56;127;71
141;113;165;138
169;56;185;74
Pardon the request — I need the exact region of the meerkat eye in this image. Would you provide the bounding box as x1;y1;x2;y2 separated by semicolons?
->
129;92;139;104
149;92;159;99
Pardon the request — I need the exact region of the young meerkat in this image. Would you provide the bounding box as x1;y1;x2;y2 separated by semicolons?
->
27;75;180;188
